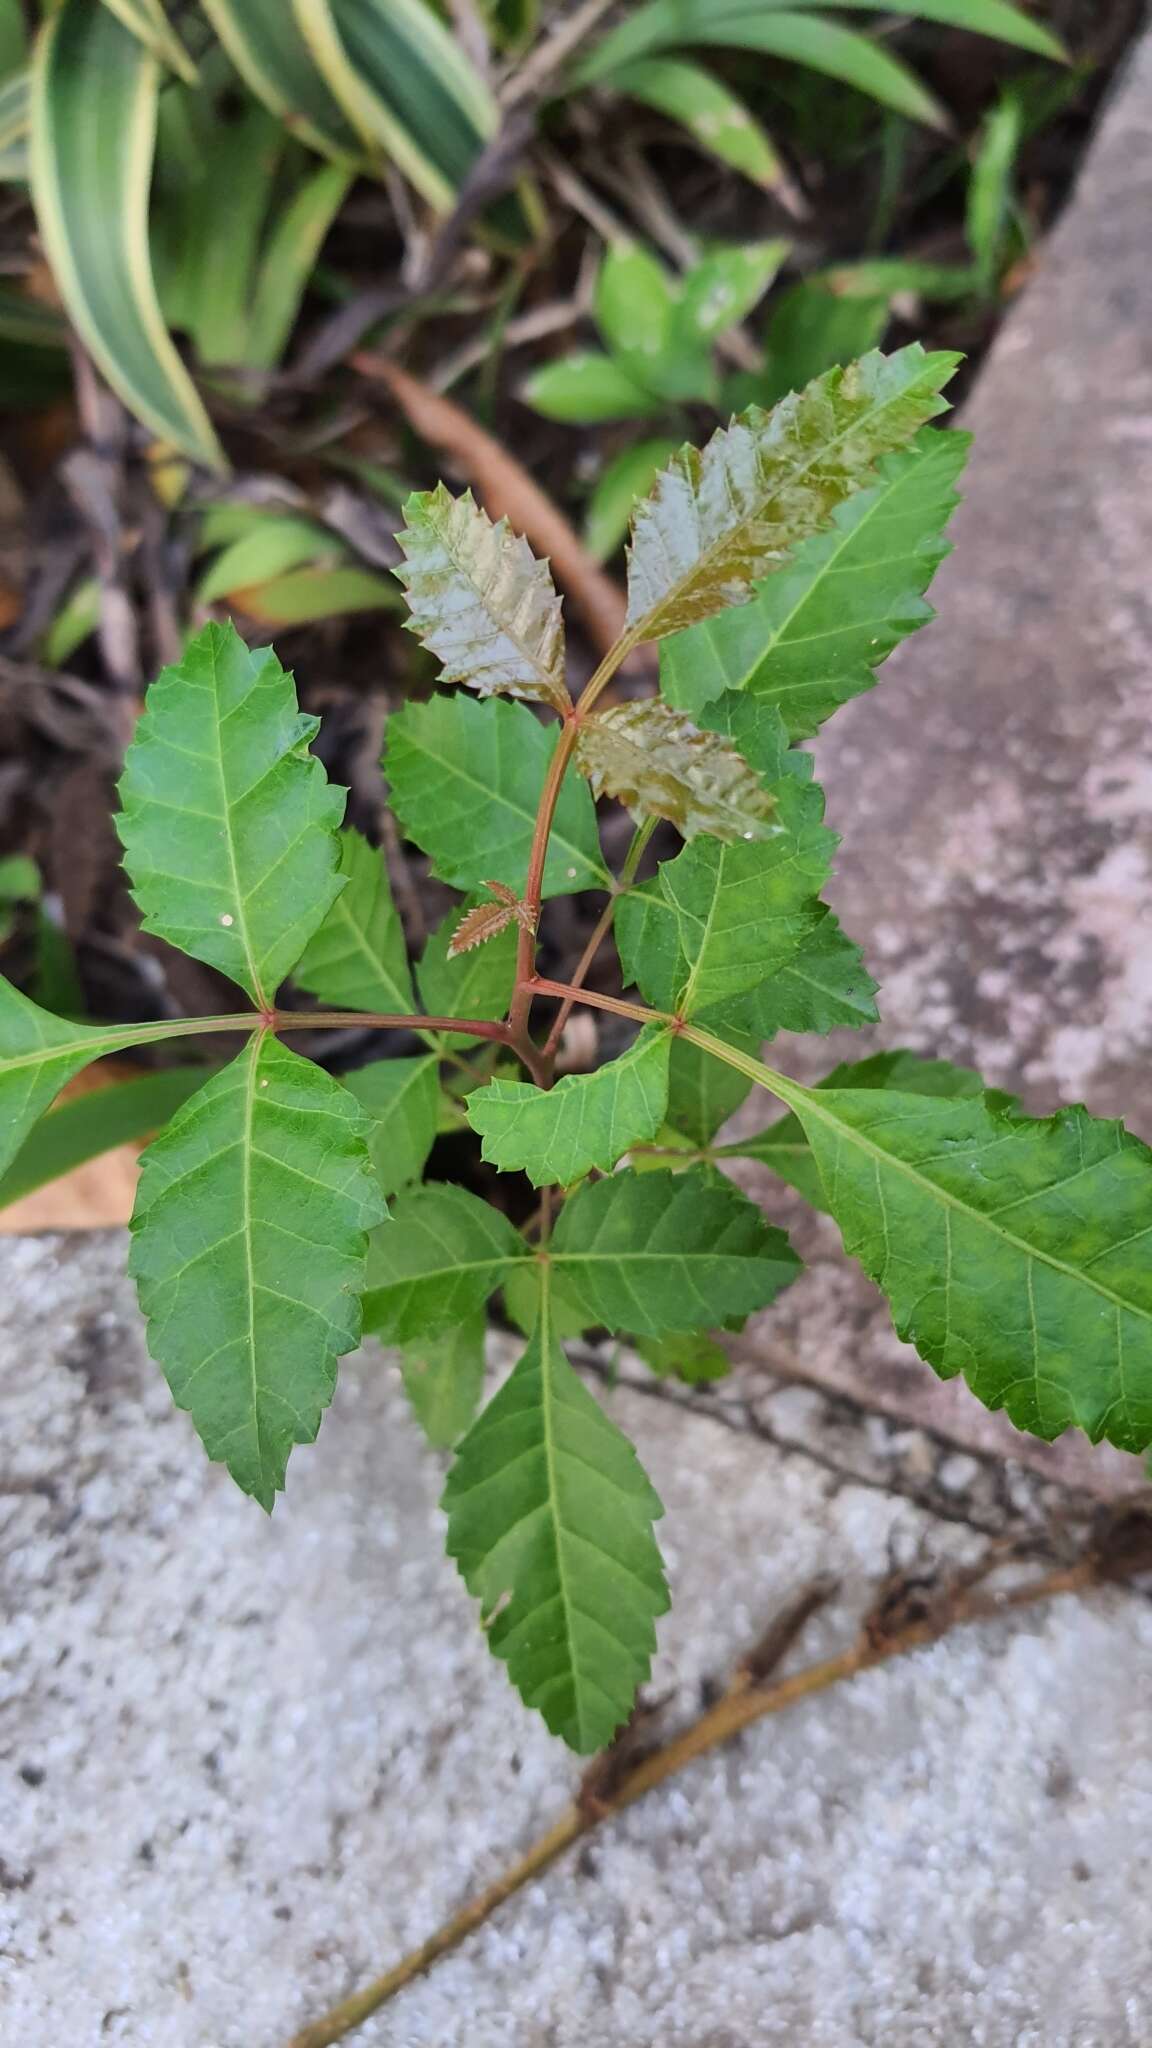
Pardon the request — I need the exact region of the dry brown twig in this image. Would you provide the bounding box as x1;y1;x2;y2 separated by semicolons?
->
286;1511;1152;2048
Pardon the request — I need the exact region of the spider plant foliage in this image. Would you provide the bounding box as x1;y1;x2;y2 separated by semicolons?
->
4;350;1150;1758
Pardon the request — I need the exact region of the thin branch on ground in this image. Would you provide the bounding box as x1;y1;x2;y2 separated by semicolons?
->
285;1515;1152;2048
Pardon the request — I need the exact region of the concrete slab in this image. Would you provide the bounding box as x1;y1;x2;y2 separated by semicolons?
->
725;30;1152;1490
3;1234;1152;2048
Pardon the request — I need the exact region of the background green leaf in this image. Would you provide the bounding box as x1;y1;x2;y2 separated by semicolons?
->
610;57;787;191
417;901;517;1048
522;350;663;425
117;622;345;1006
401;1309;487;1449
0;1062;208;1209
129;1033;385;1508
342;1054;440;1200
661;428;970;737
442;1274;669;1752
30;0;223;466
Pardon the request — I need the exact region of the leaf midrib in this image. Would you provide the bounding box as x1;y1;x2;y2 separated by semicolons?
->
432;499;562;701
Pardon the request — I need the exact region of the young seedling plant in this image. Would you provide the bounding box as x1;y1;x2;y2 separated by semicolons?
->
5;346;1151;1758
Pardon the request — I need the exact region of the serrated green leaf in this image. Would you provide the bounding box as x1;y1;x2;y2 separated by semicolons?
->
401;1308;486;1449
576;700;777;842
0;974;186;1181
117;623;345;1007
739;907;879;1037
634;1330;730;1384
342;1055;439;1200
720;1049;997;1206
467;1026;672;1187
395;485;568;710
442;1270;669;1751
661;428;970;738
611;57;787;193
387;692;608;897
361;1181;526;1343
502;1257;588;1340
29;0;223;468
659;801;836;1014
417;901;517;1049
293;828;414;1016
624;346;959;643
522;350;663;425
0;1062;209;1210
765;1076;1152;1452
129;1033;385;1509
550;1166;800;1336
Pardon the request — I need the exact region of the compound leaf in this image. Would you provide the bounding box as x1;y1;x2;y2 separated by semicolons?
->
624;346;959;642
395;485;568;711
661;821;835;1015
442;1271;669;1751
387;692;607;897
722;1049;998;1207
575;699;777;841
661;428;969;738
401;1308;486;1449
293;827;414;1015
342;1054;439;1200
551;1166;800;1335
117;622;344;1007
361;1181;526;1343
735;1055;1152;1452
467;1026;672;1187
129;1033;385;1509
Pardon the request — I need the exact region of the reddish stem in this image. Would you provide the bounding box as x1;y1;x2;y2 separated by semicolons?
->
507;715;583;1041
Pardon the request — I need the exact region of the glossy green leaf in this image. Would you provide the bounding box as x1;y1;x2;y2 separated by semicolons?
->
661;427;970;738
129;1033;385;1508
0;1063;209;1210
468;1027;672;1188
293;828;415;1017
721;1049;993;1207
522;350;663;425
584;438;679;565
760;279;890;408
417;901;517;1049
29;0;223;467
753;1068;1152;1453
675;240;790;346
550;1166;800;1336
117;622;345;1007
401;1309;486;1449
624;346;959;642
199;0;361;161
361;1180;526;1342
342;1054;439;1200
442;1270;669;1751
610;57;787;191
575;700;777;842
578;10;946;127
395;485;568;710
386;692;608;898
293;0;495;209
